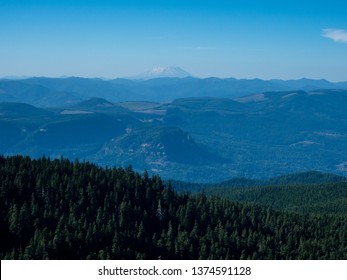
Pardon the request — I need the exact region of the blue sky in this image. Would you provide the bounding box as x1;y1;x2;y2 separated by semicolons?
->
1;0;347;81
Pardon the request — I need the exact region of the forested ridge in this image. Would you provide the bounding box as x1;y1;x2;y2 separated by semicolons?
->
3;89;347;182
1;155;347;259
206;182;347;216
170;172;347;216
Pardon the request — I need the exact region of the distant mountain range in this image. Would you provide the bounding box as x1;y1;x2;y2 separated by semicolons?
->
1;75;347;107
2;87;347;182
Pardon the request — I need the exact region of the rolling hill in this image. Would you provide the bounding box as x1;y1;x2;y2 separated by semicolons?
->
206;180;347;216
1;88;347;182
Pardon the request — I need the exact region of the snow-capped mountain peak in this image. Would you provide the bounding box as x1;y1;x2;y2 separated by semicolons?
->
130;66;192;80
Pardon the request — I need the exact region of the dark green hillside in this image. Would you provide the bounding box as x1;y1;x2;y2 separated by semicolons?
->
67;98;129;115
216;171;347;188
30;114;129;149
170;171;347;194
0;122;22;151
0;101;140;159
207;181;347;215
0;102;51;117
95;126;227;167
1;155;347;260
266;171;347;185
0;103;52;152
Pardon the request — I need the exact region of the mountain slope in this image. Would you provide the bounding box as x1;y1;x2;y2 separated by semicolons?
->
0;102;51;117
207;180;347;215
0;80;82;107
1;155;347;259
2;89;347;182
93;126;227;169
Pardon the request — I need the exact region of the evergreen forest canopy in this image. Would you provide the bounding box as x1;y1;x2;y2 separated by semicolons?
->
1;155;347;260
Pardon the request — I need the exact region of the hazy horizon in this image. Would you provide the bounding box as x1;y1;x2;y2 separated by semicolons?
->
1;0;347;81
2;70;347;83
